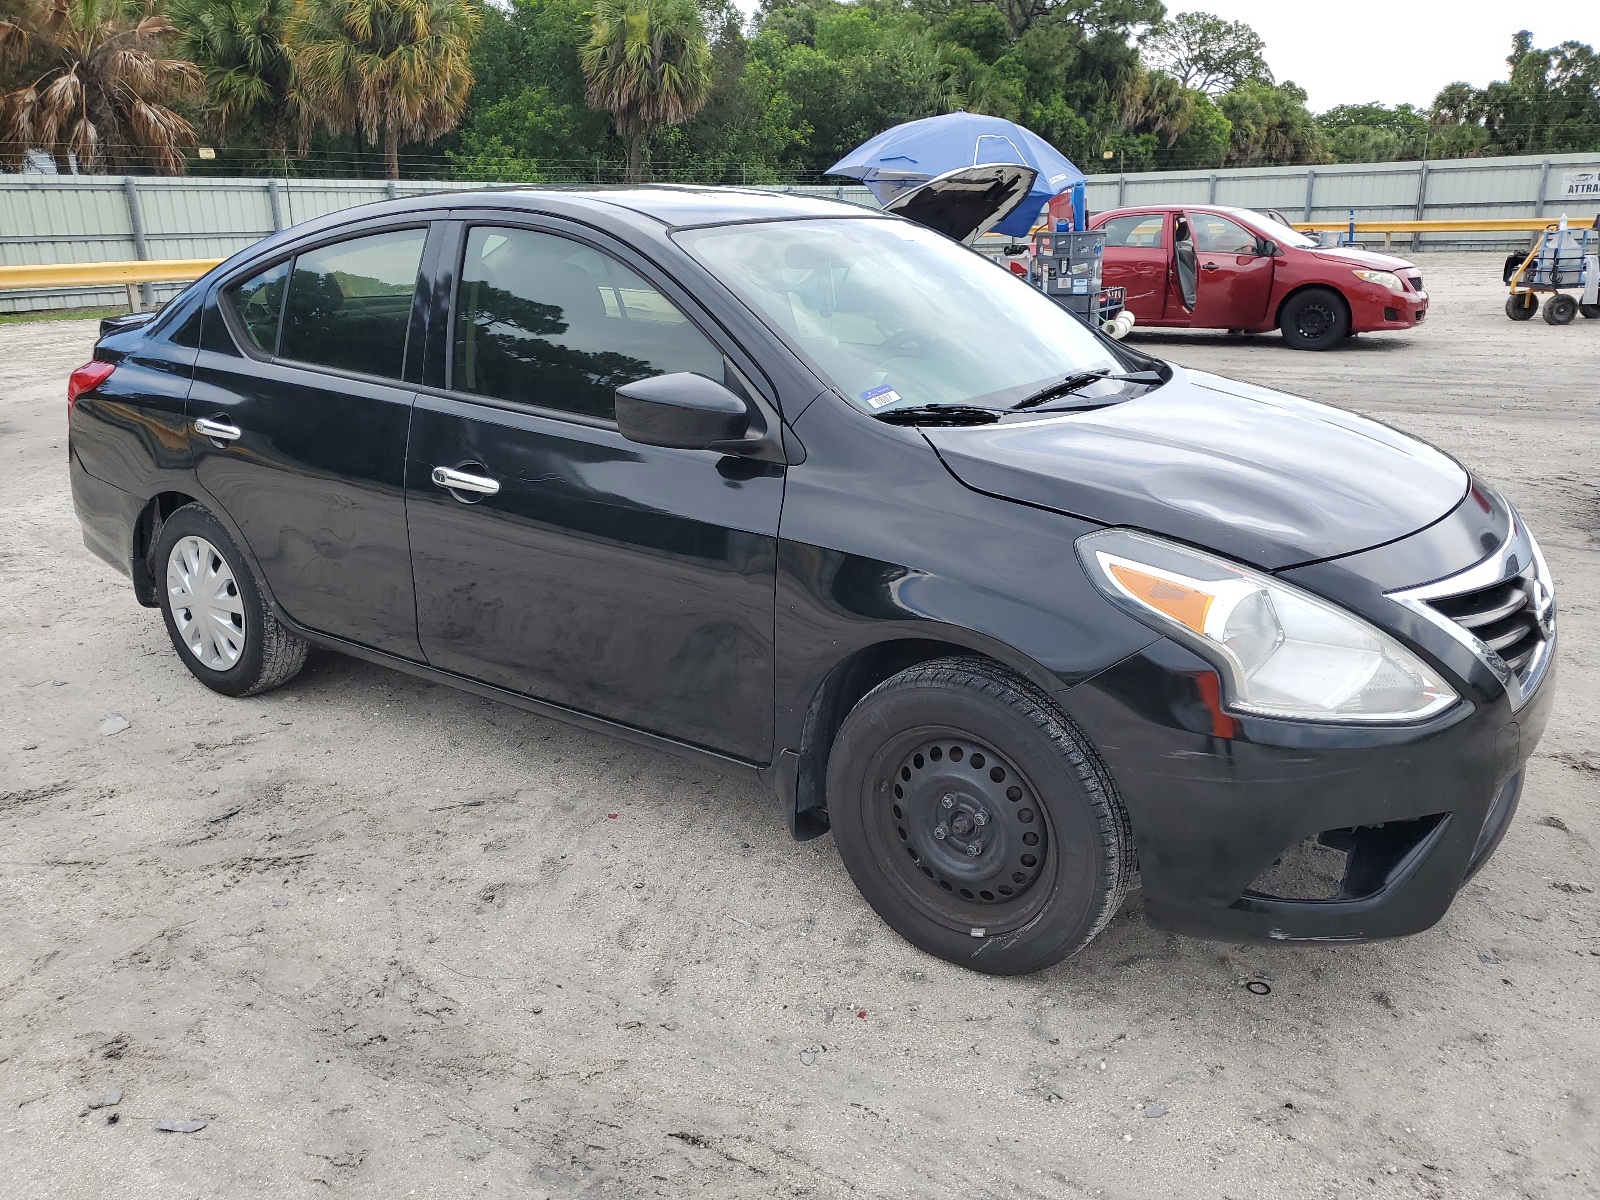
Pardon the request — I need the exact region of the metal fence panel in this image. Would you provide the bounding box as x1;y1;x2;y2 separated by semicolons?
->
3;155;1598;311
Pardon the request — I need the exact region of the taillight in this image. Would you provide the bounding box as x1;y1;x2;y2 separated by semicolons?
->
67;360;116;417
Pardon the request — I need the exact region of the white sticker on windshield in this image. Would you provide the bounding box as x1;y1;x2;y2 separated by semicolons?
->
861;385;902;409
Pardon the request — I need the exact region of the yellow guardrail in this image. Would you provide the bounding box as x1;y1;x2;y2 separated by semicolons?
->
0;258;222;290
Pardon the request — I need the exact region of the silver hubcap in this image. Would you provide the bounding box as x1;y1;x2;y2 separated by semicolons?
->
167;535;246;670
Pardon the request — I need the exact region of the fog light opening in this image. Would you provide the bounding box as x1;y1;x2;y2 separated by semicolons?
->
1245;814;1448;903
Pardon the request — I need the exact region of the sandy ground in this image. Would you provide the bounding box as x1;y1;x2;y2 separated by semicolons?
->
1;253;1597;1199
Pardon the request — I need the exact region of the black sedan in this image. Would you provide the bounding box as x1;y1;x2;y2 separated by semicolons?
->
68;188;1556;974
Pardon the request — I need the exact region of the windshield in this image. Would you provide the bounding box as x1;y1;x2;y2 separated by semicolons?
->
677;218;1124;412
1244;211;1318;249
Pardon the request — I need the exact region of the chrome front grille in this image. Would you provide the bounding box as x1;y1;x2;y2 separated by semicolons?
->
1388;513;1555;711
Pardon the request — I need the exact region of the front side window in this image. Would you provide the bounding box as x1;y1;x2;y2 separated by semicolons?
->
1191;214;1257;254
228;259;289;353
679;218;1121;413
277;228;427;379
452;226;722;421
1099;214;1165;249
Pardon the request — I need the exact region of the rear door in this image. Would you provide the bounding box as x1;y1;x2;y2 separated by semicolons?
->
1098;212;1171;324
404;219;785;761
189;221;435;658
1185;211;1276;330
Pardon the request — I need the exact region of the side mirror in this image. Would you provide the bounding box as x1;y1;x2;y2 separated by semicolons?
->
1256;238;1281;257
615;372;752;451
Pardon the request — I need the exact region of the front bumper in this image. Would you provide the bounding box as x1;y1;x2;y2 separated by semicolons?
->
1060;637;1552;943
1056;489;1554;945
1351;284;1428;331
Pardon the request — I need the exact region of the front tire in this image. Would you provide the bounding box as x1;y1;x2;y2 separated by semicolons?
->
1278;287;1351;350
154;504;308;697
1506;293;1538;320
826;657;1134;975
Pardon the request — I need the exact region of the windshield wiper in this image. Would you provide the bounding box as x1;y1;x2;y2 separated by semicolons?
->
873;404;1003;426
1012;369;1165;411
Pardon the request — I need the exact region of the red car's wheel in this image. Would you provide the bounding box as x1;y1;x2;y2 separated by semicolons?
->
1279;287;1351;350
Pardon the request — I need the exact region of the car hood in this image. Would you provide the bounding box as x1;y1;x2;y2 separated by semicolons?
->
1310;247;1416;273
883;164;1039;242
923;367;1468;570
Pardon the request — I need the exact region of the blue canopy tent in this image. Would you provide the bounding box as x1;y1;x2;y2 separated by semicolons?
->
827;112;1086;237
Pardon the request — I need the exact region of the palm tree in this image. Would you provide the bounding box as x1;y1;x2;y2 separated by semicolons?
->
580;0;711;183
286;0;481;181
1;0;201;174
169;0;295;167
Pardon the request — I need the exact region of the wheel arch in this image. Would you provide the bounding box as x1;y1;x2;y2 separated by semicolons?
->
131;490;202;606
787;635;1061;840
1274;280;1352;329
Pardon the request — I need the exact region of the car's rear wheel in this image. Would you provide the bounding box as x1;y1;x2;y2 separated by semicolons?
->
154;503;308;697
1278;287;1350;350
826;657;1134;975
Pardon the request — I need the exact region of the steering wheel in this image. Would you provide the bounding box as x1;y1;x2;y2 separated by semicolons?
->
877;329;930;355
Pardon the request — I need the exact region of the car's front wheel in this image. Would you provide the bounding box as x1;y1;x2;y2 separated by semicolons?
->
827;657;1134;975
1278;287;1351;350
154;503;308;697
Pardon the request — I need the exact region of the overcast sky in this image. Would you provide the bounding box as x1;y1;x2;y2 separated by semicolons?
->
728;0;1600;114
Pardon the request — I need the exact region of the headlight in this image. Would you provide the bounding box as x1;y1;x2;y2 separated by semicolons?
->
1353;269;1403;291
1077;530;1458;723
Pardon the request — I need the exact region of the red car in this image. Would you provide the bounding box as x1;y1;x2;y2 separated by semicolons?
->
1088;205;1429;350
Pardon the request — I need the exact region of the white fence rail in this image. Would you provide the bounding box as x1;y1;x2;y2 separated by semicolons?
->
3;151;1598;312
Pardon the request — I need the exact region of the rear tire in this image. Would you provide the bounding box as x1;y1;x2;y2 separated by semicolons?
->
1278;287;1350;350
1579;303;1600;319
1542;294;1578;325
154;504;308;697
826;657;1134;975
1506;293;1538;320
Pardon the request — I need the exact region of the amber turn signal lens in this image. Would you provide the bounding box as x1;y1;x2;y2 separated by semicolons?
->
1105;561;1213;635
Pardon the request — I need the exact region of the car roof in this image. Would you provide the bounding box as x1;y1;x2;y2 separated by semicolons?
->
460;185;876;228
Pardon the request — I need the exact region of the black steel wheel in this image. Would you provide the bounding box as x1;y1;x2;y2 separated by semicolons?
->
827;657;1134;975
1542;294;1578;326
1506;293;1538;320
1278;287;1350;350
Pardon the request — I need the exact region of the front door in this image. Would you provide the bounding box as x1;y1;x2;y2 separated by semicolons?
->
405;222;784;761
1185;211;1276;330
1097;212;1171;324
189;224;432;658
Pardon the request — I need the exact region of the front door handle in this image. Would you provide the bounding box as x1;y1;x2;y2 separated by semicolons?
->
193;416;242;442
1201;262;1220;271
431;465;501;496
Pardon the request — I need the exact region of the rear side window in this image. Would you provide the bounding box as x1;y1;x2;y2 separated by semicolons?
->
1100;214;1165;249
278;229;427;378
229;260;289;353
452;226;722;420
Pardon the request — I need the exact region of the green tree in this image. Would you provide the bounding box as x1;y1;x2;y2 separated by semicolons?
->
1143;10;1271;95
580;0;712;182
0;0;201;173
286;0;482;181
169;0;295;165
1427;33;1600;159
1317;102;1426;163
1217;79;1326;166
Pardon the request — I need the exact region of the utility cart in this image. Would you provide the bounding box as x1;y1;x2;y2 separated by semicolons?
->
1504;215;1600;325
1028;229;1131;336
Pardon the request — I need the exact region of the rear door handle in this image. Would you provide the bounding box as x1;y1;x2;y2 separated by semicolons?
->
193;416;242;442
431;465;500;496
